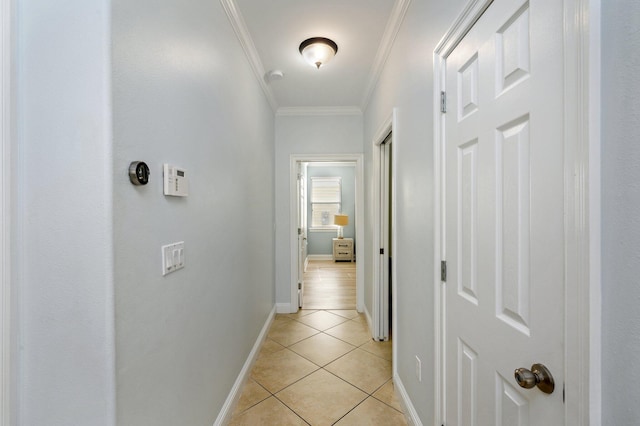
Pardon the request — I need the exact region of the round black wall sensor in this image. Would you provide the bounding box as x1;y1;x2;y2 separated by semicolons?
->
129;161;150;185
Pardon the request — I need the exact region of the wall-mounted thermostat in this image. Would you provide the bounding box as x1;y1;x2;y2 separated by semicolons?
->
129;161;150;185
163;164;188;197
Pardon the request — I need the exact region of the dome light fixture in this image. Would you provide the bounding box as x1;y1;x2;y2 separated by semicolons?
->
299;37;338;69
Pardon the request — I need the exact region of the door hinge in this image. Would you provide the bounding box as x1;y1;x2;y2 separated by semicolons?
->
441;260;447;282
298;282;302;290
380;248;384;255
440;91;447;113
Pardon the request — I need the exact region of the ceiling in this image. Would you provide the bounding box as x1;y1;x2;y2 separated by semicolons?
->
229;0;402;111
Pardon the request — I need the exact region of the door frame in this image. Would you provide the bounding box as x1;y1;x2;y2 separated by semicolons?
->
432;0;601;423
289;153;365;313
371;111;397;343
295;161;307;308
1;0;13;422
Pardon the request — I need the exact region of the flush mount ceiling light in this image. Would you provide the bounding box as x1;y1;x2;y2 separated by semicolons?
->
299;37;338;69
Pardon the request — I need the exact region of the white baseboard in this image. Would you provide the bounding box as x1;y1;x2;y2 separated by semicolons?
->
394;374;422;426
306;254;333;261
213;305;276;425
304;256;309;272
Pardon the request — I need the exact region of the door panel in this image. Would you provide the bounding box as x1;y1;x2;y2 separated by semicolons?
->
496;115;531;335
444;0;564;424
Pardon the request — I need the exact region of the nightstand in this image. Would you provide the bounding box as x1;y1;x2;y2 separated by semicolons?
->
332;238;353;262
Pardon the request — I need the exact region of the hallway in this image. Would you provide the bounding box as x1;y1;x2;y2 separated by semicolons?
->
14;0;614;423
229;310;406;425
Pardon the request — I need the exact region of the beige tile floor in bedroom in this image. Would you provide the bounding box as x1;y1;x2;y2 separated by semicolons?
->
228;309;407;425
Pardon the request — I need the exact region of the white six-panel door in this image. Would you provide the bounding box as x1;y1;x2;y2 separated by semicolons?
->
444;0;565;424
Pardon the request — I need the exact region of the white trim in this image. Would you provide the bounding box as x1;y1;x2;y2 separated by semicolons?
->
308;228;338;233
390;119;398;373
0;0;12;422
306;161;357;168
219;0;278;111
360;0;412;110
587;0;601;420
306;254;333;261
276;106;362;117
371;111;397;345
563;0;601;422
394;374;422;426
432;47;448;426
433;0;599;423
214;305;276;425
433;0;494;59
290;154;365;314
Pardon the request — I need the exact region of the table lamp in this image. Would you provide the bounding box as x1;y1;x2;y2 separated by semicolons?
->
334;214;349;239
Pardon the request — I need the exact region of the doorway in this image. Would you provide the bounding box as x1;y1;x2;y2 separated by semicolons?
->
302;162;356;310
372;111;396;343
375;134;392;341
289;154;364;314
367;116;397;407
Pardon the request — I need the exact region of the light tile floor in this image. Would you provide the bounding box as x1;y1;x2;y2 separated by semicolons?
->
229;310;407;425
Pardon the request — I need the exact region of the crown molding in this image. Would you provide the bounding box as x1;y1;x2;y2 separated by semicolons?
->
220;0;278;111
276;106;362;117
360;0;412;110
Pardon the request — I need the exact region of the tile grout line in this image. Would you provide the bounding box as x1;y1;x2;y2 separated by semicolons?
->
271;393;312;426
232;307;400;424
330;396;370;425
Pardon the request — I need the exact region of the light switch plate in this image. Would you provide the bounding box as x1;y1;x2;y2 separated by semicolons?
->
162;241;185;276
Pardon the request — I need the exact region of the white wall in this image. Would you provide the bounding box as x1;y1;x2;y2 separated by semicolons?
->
601;1;640;424
111;0;275;424
274;113;362;308
16;0;276;424
17;0;116;424
362;0;466;421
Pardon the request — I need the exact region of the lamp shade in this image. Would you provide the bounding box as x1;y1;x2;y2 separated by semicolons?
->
299;37;338;69
334;214;349;227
